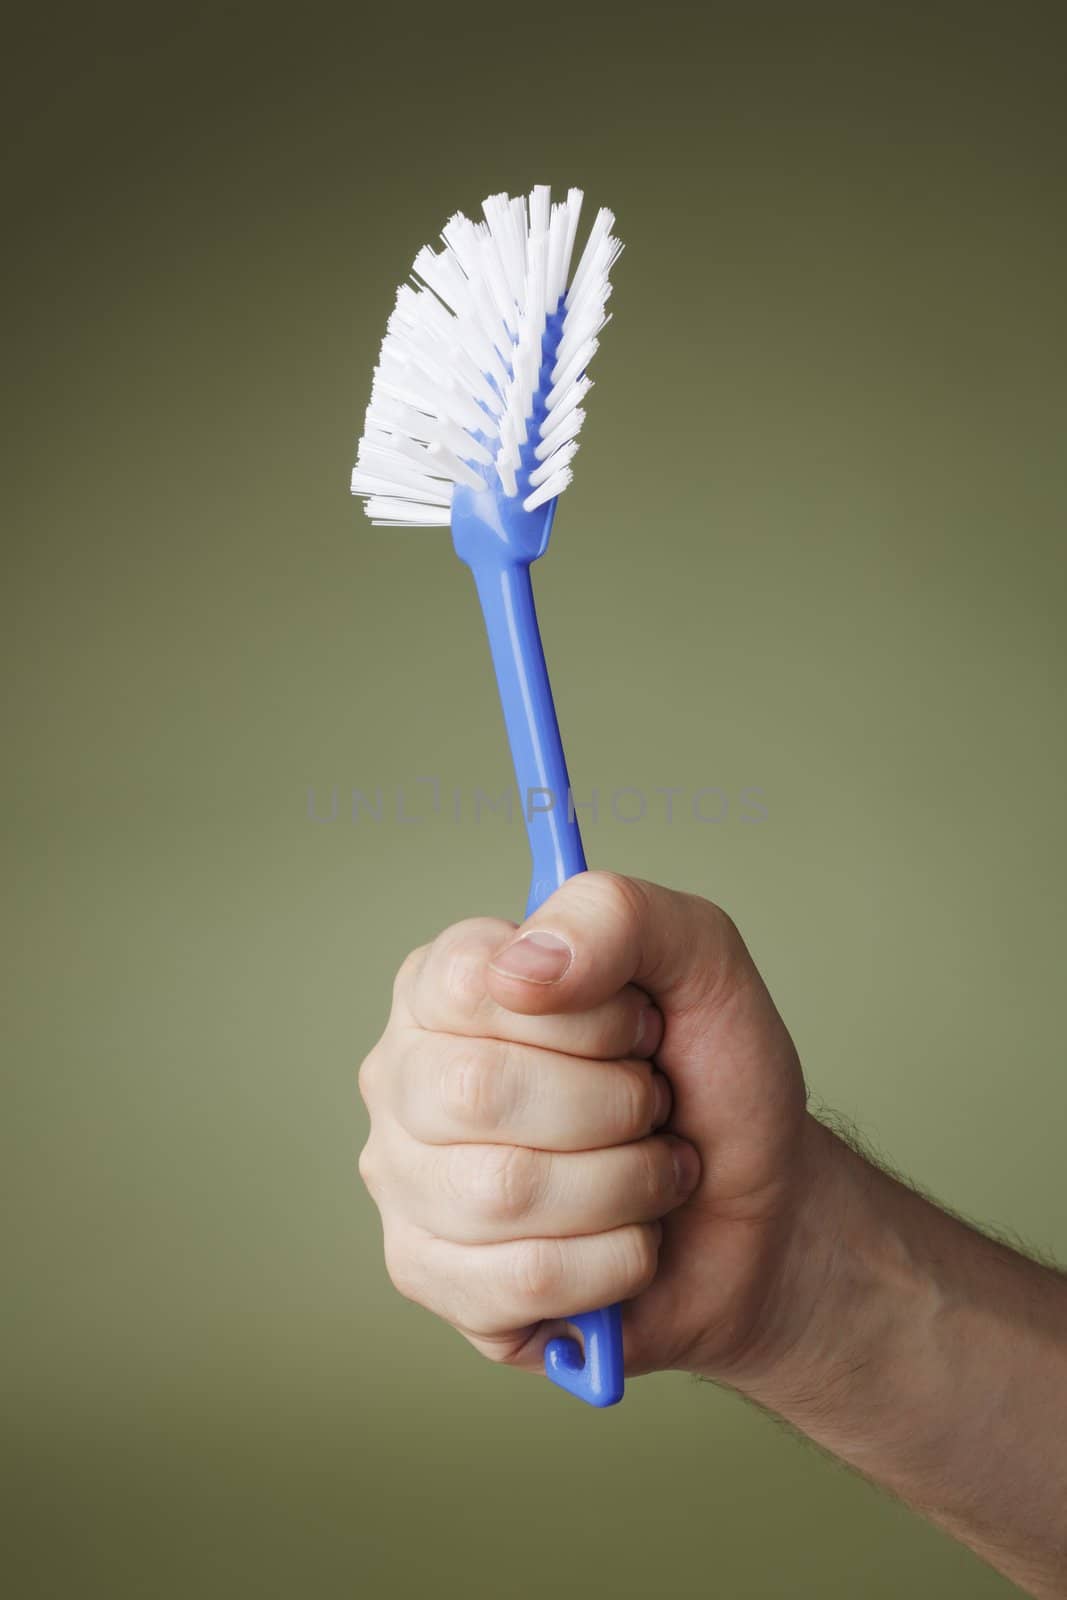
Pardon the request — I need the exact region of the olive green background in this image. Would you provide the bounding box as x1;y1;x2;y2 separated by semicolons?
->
4;2;1065;1596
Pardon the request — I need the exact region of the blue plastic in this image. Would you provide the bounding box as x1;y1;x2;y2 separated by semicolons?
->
449;308;625;1408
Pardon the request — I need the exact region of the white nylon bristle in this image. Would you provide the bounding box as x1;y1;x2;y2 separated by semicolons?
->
351;186;621;527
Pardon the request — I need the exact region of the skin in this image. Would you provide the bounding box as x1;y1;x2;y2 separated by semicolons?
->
358;871;1067;1597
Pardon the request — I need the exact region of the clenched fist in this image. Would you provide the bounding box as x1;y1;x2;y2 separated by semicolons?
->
357;871;812;1380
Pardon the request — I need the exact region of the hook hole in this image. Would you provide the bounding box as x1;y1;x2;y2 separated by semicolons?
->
560;1321;585;1364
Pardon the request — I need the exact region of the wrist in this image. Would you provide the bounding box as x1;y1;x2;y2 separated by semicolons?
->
700;1115;930;1416
705;1114;988;1480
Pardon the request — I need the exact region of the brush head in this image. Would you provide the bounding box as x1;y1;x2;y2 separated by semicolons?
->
351;185;622;530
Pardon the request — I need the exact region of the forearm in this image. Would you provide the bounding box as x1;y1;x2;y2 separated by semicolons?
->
722;1117;1067;1597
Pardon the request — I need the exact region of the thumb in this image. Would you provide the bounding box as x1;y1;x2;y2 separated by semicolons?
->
486;870;751;1019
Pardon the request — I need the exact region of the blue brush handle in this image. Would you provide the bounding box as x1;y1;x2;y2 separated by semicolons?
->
463;550;625;1408
468;560;587;911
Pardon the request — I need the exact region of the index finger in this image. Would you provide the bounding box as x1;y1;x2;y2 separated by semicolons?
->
401;916;663;1061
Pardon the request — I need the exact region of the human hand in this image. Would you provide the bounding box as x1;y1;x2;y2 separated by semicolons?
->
358;872;819;1380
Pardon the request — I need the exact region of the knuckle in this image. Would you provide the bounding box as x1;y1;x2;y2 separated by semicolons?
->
382;1233;422;1305
615;1224;660;1297
511;1237;566;1307
584;870;646;939
465;1143;541;1226
720;913;754;984
684;894;753;1000
713;904;745;963
412;918;511;1029
441;935;492;1017
615;1062;655;1137
688;891;742;955
438;1038;505;1132
357;1045;382;1107
638;1138;673;1205
475;1339;521;1367
357;1138;380;1196
392;946;426;1008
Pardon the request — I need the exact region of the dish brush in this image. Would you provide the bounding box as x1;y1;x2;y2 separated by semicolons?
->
352;184;625;1406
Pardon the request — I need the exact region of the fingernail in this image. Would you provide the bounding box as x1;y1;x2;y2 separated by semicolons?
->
490;930;573;984
633;1003;662;1057
670;1139;701;1195
652;1072;672;1129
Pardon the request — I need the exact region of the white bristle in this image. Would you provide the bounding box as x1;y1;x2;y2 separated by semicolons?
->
367;399;494;468
427;442;485;492
523;466;572;512
557;189;583;300
366;497;452;525
384;431;448;476
535;406;584;461
351;470;450;507
545;207;567;313
352;186;621;528
529;185;550;237
539;373;592;439
566;208;616;306
527;438;578;488
354;445;445;496
546;339;598;411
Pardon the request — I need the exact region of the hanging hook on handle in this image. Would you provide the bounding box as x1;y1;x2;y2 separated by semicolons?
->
545;1305;625;1407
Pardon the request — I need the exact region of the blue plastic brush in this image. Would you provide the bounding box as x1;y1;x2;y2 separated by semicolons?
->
352;185;625;1407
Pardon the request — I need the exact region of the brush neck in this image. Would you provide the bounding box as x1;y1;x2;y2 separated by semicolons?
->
466;557;586;915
